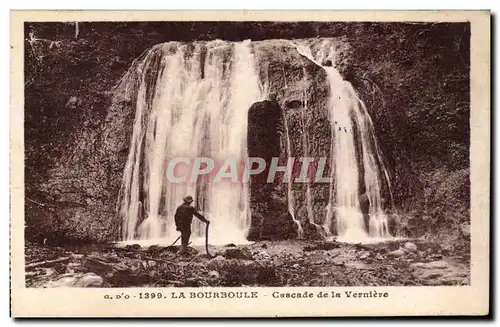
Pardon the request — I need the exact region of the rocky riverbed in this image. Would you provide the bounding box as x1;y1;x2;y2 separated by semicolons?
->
25;239;470;288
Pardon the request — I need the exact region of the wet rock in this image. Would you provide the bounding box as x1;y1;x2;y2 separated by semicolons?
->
208;270;220;279
292;263;300;269
224;243;236;248
46;273;103;288
83;256;129;277
322;59;333;67
404;242;418;252
83;257;113;274
125;244;142;251
261;243;268;249
207;256;273;286
222;247;254;260
387;249;405;258
303;242;339;252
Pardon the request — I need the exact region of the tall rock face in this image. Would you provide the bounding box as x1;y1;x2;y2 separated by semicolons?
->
252;41;332;236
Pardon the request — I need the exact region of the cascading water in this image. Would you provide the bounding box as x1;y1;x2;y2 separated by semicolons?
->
117;40;262;245
295;40;393;242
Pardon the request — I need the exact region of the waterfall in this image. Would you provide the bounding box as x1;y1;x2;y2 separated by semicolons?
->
117;38;393;245
117;40;262;245
295;40;393;242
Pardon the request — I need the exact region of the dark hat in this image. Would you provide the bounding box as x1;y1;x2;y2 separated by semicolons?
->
183;195;194;204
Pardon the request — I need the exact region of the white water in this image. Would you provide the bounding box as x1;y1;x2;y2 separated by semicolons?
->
294;40;393;242
118;40;262;246
118;38;393;246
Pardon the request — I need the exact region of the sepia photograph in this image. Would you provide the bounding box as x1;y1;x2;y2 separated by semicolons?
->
10;10;490;317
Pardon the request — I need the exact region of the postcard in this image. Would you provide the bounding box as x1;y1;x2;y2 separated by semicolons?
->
10;10;490;317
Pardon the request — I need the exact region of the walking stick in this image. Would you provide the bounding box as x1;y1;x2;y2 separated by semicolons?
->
170;235;191;247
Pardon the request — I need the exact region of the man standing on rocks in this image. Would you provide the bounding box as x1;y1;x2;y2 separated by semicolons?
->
174;195;210;255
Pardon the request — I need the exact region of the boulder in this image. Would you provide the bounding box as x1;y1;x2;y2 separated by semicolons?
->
387;249;405;258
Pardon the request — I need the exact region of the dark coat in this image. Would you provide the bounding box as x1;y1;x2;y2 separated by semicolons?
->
174;203;208;231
